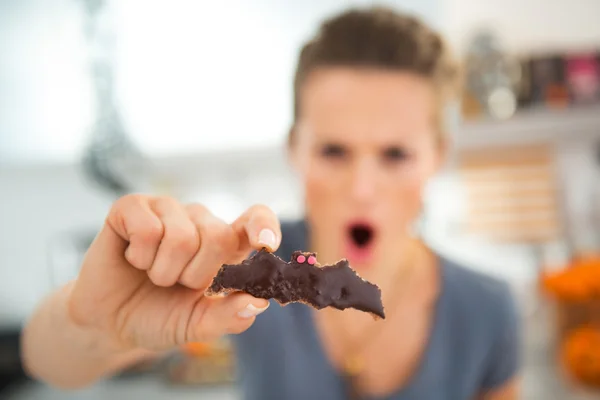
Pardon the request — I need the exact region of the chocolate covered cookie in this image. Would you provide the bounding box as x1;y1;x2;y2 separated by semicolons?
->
206;249;385;319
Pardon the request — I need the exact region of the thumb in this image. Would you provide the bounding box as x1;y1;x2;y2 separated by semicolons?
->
187;293;270;343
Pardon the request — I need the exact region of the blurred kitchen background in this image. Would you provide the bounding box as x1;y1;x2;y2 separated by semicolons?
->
1;0;600;399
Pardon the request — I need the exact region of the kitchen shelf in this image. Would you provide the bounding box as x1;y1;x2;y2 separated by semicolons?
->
454;105;600;150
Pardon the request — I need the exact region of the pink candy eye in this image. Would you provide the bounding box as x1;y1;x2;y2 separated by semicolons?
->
307;255;316;265
296;255;306;263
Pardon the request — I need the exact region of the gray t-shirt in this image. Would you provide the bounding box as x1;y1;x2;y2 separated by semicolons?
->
232;220;520;400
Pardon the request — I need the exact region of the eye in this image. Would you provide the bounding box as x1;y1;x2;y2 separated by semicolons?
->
382;146;410;163
320;143;347;159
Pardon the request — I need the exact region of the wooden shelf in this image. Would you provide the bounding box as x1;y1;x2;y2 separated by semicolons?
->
454;105;600;150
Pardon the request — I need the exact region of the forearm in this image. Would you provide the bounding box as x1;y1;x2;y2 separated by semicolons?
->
20;281;155;389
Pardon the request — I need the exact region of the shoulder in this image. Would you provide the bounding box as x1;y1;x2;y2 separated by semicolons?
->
439;255;521;388
439;255;521;356
441;256;518;322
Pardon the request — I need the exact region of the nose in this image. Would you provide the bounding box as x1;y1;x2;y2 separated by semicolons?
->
349;157;378;205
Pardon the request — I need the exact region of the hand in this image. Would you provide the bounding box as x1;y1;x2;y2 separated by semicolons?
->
67;194;281;352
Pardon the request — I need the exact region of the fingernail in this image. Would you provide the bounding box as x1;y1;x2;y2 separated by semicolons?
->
258;229;277;250
237;302;270;319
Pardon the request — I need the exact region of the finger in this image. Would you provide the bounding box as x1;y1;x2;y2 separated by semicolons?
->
187;293;270;343
147;197;200;287
109;194;165;271
178;204;238;289
231;204;281;254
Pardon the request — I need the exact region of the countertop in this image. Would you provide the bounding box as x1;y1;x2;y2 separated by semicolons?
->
6;296;600;400
5;376;239;400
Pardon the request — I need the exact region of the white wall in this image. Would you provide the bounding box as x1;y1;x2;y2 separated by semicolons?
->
0;165;113;326
0;0;93;166
0;0;440;166
443;0;600;54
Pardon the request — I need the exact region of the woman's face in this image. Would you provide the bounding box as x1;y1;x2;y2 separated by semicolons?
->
291;67;443;272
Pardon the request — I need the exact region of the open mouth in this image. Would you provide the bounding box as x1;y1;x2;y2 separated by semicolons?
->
349;223;375;248
345;222;377;266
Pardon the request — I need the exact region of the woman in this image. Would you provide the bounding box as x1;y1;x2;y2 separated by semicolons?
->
21;7;520;400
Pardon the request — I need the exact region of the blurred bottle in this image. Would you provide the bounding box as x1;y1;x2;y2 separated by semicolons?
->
516;57;533;109
529;55;570;109
565;53;600;105
462;29;521;121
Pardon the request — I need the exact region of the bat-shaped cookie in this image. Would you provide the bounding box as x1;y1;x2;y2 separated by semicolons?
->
206;249;385;319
